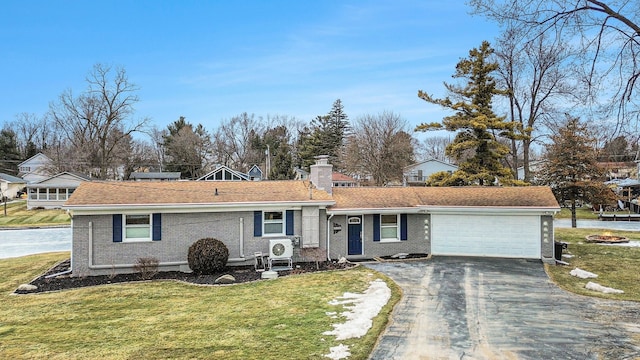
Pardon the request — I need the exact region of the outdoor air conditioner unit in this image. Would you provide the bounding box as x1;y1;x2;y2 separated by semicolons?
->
269;238;293;259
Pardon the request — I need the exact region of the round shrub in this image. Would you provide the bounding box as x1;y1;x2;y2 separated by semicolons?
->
187;238;229;274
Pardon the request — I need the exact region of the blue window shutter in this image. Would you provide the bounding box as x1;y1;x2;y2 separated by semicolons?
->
152;213;162;241
286;210;294;235
113;214;122;242
400;214;408;241
254;211;262;237
373;214;380;242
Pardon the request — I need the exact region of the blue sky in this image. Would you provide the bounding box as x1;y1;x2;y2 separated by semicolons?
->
0;1;500;136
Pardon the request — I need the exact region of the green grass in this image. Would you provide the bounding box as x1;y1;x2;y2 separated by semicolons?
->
547;228;640;302
554;207;601;220
0;253;400;360
0;201;70;228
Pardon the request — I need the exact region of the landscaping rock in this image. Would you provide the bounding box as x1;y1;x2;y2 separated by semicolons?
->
214;274;236;284
17;284;38;292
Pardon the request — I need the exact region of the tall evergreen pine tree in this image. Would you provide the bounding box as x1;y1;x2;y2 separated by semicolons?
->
416;41;518;186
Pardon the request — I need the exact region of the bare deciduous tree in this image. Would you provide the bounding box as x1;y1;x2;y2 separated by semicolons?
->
344;111;415;186
211;113;265;172
48;64;148;179
417;135;452;162
494;28;574;181
471;0;640;131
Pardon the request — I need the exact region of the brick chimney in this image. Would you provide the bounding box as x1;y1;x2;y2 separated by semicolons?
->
310;155;333;194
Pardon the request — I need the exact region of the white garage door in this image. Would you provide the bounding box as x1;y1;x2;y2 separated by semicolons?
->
431;214;541;258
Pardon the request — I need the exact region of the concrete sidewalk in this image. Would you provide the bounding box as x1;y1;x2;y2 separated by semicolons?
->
365;257;640;360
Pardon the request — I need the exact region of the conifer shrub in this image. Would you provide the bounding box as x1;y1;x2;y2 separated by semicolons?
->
187;238;229;274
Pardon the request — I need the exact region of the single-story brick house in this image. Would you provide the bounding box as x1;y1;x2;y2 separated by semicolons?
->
64;157;560;277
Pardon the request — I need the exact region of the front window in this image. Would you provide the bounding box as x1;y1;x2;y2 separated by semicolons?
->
263;211;284;235
125;214;151;241
380;214;399;241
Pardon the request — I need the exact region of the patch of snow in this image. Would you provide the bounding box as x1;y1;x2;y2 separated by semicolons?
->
322;279;392;359
585;281;624;294
602;241;640;247
570;268;598;279
325;344;351;360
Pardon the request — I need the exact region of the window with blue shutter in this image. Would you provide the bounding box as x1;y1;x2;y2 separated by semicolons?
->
373;214;380;242
254;211;262;237
400;214;408;241
286;210;294;235
152;213;162;241
113;214;122;242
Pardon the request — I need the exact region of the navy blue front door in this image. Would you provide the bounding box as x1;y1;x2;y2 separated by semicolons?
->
348;216;362;255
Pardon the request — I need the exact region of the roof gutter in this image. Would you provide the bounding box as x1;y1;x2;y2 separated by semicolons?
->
327;207;422;215
65;200;336;215
419;206;560;215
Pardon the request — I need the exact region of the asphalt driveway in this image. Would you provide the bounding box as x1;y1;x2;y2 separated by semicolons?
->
365;257;640;360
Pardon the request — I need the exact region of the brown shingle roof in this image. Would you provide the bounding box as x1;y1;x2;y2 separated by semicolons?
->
330;186;559;209
65;180;333;207
66;180;559;211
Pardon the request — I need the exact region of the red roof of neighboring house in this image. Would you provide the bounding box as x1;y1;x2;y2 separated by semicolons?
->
332;172;356;182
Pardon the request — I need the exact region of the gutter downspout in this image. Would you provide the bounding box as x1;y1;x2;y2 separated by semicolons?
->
326;213;334;261
239;217;245;258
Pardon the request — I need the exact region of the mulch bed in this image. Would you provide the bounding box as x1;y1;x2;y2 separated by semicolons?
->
14;259;356;294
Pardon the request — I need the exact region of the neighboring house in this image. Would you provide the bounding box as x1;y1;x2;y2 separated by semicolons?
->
403;158;458;185
247;165;263;181
332;172;357;187
294;167;309;180
18;153;53;183
65;156;560;277
598;161;637;181
129;172;181;181
0;173;26;200
516;160;545;182
28;172;91;209
198;165;250;181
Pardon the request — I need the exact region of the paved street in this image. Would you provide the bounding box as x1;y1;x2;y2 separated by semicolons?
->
365;257;640;360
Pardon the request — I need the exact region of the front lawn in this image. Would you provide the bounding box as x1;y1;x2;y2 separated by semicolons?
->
0;201;70;228
547;228;640;302
0;253;400;360
554;207;600;220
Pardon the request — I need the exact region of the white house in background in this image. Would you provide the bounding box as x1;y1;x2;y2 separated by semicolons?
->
18;153;53;183
27;172;91;209
516;160;545;182
0;173;26;200
403;158;458;185
198;165;250;181
294;167;309;180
